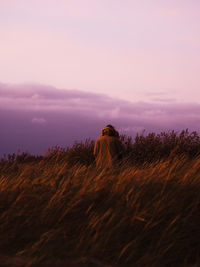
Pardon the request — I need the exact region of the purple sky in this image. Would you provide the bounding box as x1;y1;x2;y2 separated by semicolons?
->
1;1;200;155
1;83;200;156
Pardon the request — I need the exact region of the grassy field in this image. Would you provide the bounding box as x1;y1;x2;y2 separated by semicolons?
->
0;130;200;266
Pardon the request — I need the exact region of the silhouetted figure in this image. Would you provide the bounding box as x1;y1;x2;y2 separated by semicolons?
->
94;125;123;170
105;124;120;138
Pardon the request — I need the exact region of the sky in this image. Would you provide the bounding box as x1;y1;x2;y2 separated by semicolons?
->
1;83;200;156
0;1;200;155
1;0;200;102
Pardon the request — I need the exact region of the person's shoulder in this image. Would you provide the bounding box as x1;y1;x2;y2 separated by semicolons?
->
106;136;120;142
97;135;112;142
96;136;105;141
111;136;122;143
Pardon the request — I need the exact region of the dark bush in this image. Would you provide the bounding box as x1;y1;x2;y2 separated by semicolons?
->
1;129;200;166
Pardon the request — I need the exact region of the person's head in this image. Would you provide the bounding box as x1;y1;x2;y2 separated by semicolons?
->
101;126;115;136
106;124;114;129
101;125;119;137
107;125;119;137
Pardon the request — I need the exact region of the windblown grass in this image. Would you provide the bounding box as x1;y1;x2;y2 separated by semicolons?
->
0;149;199;266
0;129;200;266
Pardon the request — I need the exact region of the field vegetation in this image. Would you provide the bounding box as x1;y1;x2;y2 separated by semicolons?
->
0;129;199;266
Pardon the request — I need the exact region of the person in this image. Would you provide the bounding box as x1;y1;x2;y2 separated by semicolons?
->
105;124;120;138
94;125;123;170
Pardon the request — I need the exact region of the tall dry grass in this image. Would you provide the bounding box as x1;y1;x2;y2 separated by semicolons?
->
0;130;200;266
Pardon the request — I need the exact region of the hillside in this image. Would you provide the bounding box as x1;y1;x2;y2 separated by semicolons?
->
0;130;200;266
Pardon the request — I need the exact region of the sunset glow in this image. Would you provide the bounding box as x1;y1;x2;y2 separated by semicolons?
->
1;0;200;102
1;1;200;155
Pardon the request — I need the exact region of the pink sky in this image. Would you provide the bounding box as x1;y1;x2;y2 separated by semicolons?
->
1;0;200;103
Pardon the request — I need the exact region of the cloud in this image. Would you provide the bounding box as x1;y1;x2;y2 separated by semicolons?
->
0;82;200;156
32;117;47;124
0;82;115;113
119;126;145;133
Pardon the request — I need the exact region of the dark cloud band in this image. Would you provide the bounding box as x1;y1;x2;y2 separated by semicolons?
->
0;83;199;156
